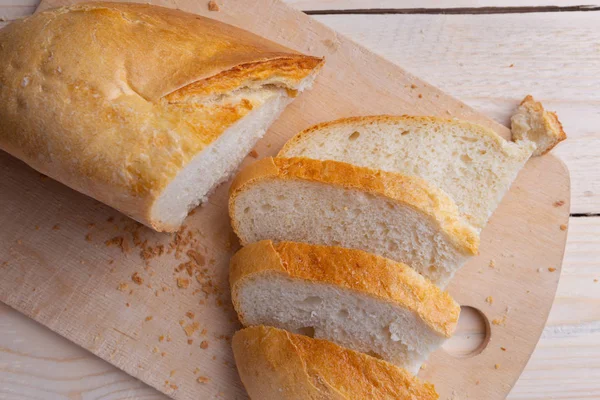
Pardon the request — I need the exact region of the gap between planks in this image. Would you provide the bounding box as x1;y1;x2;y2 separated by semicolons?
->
305;5;600;15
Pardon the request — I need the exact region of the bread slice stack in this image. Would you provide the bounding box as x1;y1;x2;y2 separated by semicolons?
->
230;240;460;374
228;112;563;399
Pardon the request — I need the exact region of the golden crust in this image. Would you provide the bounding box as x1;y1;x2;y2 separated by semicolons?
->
232;325;439;400
279;114;516;156
513;95;567;155
230;240;460;337
0;2;323;231
229;157;479;254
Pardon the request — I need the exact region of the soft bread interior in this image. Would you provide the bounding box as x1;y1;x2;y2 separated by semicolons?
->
236;273;447;373
151;88;291;230
232;179;469;286
280;118;535;230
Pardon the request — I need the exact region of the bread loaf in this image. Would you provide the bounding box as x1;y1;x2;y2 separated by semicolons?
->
0;2;323;231
229;157;478;287
230;240;460;373
279;115;535;230
232;325;439;400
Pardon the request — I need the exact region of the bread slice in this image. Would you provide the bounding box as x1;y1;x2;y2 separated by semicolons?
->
279;115;535;230
0;3;323;232
229;157;479;287
511;95;567;156
233;325;439;400
230;240;460;373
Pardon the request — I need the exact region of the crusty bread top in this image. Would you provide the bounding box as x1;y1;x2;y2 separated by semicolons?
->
7;2;322;102
511;95;567;156
230;240;460;337
232;325;439;400
280;114;518;156
0;3;323;226
229;157;479;255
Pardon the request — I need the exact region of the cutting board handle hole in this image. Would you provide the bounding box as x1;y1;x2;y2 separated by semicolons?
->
442;306;491;358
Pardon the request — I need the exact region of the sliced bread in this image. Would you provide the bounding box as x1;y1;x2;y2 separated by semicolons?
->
229;157;479;286
232;325;439;400
230;240;460;373
511;95;567;156
278;115;535;230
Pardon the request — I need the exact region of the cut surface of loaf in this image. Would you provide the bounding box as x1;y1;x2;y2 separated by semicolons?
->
230;240;460;373
232;325;439;400
229;157;479;286
279;115;535;230
511;95;567;156
0;2;323;232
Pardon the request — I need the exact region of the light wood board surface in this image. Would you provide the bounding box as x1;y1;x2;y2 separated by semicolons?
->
2;1;594;400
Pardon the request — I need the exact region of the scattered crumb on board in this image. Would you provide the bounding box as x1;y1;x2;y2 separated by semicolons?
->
207;0;219;11
485;296;494;305
553;200;565;207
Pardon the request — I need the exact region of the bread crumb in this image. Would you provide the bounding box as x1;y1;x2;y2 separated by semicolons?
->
420;364;427;370
485;296;494;304
132;272;143;285
249;149;259;158
187;250;205;266
126;302;130;307
159;335;165;342
117;283;129;292
495;364;500;369
52;224;60;230
501;347;507;351
169;383;178;389
35;225;40;230
489;259;496;268
201;328;207;336
106;236;129;253
186;311;195;319
161;352;167;357
177;277;190;288
548;267;557;272
166;335;172;342
509;63;514;68
560;224;567;231
594;279;598;283
418;94;423;99
170;370;176;377
200;340;209;349
85;234;92;242
410;84;417;89
153;346;160;353
188;339;194;345
145;316;153;322
492;316;506;326
197;376;210;383
208;0;219;11
553;200;565;207
475;380;480;385
183;322;200;337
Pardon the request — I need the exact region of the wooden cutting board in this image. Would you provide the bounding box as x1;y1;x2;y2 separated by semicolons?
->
0;0;569;399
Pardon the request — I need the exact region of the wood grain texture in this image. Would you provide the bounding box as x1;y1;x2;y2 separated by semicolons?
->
2;216;597;400
0;2;587;400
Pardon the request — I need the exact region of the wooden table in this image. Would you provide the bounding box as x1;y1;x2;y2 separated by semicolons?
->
1;1;599;399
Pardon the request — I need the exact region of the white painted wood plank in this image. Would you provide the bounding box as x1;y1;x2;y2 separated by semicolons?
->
0;302;166;400
313;12;600;214
284;0;600;11
1;216;597;399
